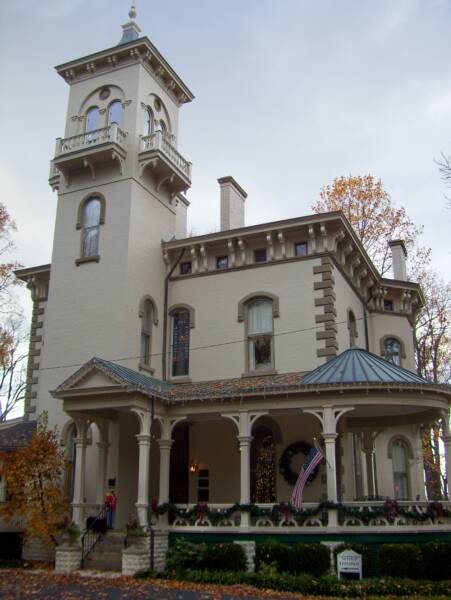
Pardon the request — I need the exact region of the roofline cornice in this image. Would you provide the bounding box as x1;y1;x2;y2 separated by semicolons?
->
55;37;194;103
14;264;51;281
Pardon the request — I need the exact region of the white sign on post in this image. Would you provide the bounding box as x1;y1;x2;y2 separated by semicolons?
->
337;549;362;580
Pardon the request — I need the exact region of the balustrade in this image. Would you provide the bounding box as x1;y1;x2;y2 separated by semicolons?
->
163;501;451;530
56;124;126;156
140;131;191;178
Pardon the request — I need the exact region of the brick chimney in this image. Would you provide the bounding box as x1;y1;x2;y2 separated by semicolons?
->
389;239;407;281
218;176;247;231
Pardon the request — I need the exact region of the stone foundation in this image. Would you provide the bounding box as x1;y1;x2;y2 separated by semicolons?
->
55;542;82;572
233;540;256;572
22;537;55;562
122;529;169;575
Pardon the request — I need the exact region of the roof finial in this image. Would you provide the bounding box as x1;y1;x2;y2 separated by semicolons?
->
129;1;137;21
118;0;141;45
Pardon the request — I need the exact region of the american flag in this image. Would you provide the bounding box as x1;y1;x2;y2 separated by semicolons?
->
290;444;323;509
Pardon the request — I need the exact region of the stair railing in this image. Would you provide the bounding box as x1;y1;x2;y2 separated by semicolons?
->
81;505;108;567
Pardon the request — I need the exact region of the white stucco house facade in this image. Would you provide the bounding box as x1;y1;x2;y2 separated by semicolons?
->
2;5;451;572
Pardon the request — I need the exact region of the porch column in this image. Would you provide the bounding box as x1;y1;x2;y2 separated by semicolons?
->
443;415;451;500
95;420;110;507
323;433;338;503
222;410;268;528
158;439;173;505
303;406;354;527
132;409;152;529
361;430;380;498
72;416;90;528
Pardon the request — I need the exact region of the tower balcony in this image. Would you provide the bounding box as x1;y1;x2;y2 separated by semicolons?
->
138;131;192;196
50;123;127;187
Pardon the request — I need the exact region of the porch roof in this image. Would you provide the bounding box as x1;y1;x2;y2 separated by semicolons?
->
301;347;428;385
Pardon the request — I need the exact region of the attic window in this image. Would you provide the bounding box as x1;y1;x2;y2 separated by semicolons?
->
294;241;308;257
180;261;192;275
254;249;267;263
384;299;394;311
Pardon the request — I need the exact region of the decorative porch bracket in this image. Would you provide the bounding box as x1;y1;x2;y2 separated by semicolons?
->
302;406;354;526
222;411;268;527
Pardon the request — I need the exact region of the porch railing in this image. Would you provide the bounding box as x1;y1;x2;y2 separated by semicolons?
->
163;501;451;530
140;131;191;178
80;505;108;568
56;124;126;156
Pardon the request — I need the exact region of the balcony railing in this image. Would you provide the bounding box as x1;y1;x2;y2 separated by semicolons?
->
163;501;451;530
140;131;191;179
55;124;126;157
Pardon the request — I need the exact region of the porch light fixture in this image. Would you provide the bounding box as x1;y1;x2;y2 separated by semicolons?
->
189;460;199;474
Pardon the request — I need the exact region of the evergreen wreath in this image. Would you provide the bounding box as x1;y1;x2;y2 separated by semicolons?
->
279;440;320;485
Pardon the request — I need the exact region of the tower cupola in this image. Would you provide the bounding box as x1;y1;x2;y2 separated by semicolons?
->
119;2;141;45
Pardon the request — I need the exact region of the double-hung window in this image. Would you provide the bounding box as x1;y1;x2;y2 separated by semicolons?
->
140;300;153;367
82;197;101;258
172;310;190;377
247;299;273;371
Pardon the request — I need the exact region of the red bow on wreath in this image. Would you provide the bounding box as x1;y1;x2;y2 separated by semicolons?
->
384;499;398;517
196;502;208;520
431;501;444;517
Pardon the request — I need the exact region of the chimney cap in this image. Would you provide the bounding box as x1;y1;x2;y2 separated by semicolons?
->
217;176;247;199
389;239;407;257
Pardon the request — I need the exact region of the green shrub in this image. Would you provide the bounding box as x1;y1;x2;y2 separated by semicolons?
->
288;543;330;576
379;543;422;579
421;541;451;580
255;539;291;572
202;542;246;571
166;539;207;573
166;539;245;573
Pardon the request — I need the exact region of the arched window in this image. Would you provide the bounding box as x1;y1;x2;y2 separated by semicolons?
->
144;108;153;136
348;310;358;347
171;309;190;377
81;197;101;257
247;299;274;371
140;299;153;367
384;338;401;366
392;439;409;499
108;100;122;126
85;106;100;132
251;425;276;503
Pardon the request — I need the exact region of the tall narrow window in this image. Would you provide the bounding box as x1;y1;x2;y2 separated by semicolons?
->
392;440;409;499
172;310;190;377
348;310;358;347
144;108;153;136
108;100;122;126
247;299;273;371
82;197;101;257
85;106;100;132
384;338;401;366
140;300;153;367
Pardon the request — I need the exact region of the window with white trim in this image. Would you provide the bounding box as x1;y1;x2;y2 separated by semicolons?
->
247;299;274;371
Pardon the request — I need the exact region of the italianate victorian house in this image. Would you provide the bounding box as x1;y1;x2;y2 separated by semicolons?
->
2;4;450;573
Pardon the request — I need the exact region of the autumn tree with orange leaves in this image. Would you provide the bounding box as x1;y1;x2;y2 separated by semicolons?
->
0;415;69;546
313;174;451;499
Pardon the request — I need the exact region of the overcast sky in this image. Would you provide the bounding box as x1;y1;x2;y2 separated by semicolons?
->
1;0;450;317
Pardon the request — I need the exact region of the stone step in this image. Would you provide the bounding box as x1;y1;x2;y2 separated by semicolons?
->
82;532;125;572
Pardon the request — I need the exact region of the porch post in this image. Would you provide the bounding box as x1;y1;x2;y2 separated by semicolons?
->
303;406;354;527
222;410;268;528
361;431;379;498
444;435;451;500
136;433;152;527
132;409;152;529
158;439;173;505
72;416;90;528
323;433;338;503
95;420;109;507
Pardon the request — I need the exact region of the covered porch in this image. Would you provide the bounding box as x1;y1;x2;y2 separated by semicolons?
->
52;351;451;537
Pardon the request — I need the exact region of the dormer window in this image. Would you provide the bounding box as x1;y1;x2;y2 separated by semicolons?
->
108;100;122;127
85;106;100;132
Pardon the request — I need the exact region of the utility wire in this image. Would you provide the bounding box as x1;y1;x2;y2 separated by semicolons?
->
36;312;379;373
